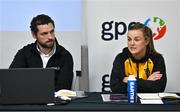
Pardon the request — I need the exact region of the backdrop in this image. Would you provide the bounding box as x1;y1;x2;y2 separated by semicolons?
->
85;0;180;92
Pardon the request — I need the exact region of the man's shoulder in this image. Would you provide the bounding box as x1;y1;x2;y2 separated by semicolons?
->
18;43;36;52
56;44;72;57
20;42;35;49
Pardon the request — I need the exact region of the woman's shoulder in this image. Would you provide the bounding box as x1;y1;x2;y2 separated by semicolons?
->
114;48;129;61
150;52;165;62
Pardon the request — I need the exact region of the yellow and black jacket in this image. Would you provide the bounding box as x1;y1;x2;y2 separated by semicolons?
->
110;47;167;93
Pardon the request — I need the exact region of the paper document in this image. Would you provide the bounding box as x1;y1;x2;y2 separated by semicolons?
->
138;93;180;100
101;94;111;102
158;93;180;99
138;93;163;104
55;90;87;98
140;99;163;104
138;92;180;104
138;93;161;100
55;89;76;97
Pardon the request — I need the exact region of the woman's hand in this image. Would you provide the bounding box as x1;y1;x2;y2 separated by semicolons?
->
147;71;162;81
123;77;129;83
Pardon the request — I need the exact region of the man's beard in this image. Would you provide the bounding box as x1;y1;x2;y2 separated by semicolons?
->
38;41;54;49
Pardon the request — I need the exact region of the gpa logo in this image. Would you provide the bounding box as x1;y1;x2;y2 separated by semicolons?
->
144;17;167;40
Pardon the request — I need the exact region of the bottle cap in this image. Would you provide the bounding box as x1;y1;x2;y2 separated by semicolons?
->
128;75;136;80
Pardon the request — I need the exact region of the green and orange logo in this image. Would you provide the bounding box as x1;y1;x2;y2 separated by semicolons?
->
144;17;167;40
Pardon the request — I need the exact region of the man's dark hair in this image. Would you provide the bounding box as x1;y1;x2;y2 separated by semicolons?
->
30;14;55;34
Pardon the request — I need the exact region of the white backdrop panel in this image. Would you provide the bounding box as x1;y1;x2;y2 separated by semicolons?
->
86;0;180;92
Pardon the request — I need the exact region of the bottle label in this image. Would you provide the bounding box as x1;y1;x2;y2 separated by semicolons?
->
128;80;137;103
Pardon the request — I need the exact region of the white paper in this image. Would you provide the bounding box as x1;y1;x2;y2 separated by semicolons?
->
140;99;163;104
158;93;180;99
138;93;161;100
55;89;76;97
55;90;87;98
101;94;111;102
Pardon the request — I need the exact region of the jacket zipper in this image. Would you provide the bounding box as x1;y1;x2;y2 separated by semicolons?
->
136;63;139;79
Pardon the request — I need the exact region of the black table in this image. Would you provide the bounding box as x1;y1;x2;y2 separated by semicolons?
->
0;92;180;111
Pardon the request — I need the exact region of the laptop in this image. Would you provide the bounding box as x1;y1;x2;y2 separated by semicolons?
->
0;68;55;105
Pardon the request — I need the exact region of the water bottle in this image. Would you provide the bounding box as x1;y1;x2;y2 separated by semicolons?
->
127;75;137;103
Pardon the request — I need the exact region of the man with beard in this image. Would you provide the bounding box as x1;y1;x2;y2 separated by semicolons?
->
9;14;74;92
